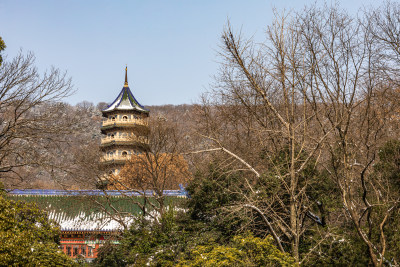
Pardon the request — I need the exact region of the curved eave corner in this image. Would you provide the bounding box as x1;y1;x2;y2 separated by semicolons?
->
102;86;149;114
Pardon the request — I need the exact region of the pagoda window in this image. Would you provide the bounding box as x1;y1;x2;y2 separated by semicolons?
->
111;116;116;121
122;115;128;121
111;134;115;138
88;246;93;257
122;151;128;157
67;246;71;256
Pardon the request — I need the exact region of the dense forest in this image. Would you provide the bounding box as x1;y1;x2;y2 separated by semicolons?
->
2;2;400;266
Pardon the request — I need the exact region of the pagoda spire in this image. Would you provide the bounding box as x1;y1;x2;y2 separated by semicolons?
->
124;66;128;87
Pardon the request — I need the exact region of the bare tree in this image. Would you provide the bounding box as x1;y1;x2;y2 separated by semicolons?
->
193;12;335;261
192;3;400;265
0;51;76;187
297;4;400;265
368;1;400;81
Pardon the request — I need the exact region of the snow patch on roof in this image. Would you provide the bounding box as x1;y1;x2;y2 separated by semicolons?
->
49;210;134;231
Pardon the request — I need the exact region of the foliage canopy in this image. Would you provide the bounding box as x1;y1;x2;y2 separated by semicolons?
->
0;188;75;266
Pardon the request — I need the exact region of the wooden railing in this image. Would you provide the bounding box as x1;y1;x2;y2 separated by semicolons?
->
102;118;148;127
100;136;149;145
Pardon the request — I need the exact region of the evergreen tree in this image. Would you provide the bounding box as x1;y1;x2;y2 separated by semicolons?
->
0;186;75;266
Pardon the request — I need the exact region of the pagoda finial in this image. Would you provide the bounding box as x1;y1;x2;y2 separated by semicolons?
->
124;66;128;87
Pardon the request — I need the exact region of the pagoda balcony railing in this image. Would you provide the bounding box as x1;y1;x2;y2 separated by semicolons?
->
100;136;149;145
100;155;132;162
102;118;148;127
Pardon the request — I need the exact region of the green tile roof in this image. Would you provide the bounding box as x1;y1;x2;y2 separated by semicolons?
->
7;194;185;231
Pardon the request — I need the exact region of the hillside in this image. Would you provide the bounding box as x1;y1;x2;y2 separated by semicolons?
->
3;103;199;190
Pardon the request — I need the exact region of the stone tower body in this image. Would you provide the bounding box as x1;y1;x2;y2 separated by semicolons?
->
100;67;150;175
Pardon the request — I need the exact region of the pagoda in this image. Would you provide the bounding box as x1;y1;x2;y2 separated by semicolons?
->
100;67;150;176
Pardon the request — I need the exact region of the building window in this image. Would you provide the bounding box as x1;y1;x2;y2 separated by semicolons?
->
88;246;92;257
122;116;128;121
73;246;79;256
111;134;115;138
81;246;86;256
111;116;115;121
67;246;71;256
122;151;128;157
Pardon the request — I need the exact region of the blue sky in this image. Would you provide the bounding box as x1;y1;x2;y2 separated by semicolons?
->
0;0;381;106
